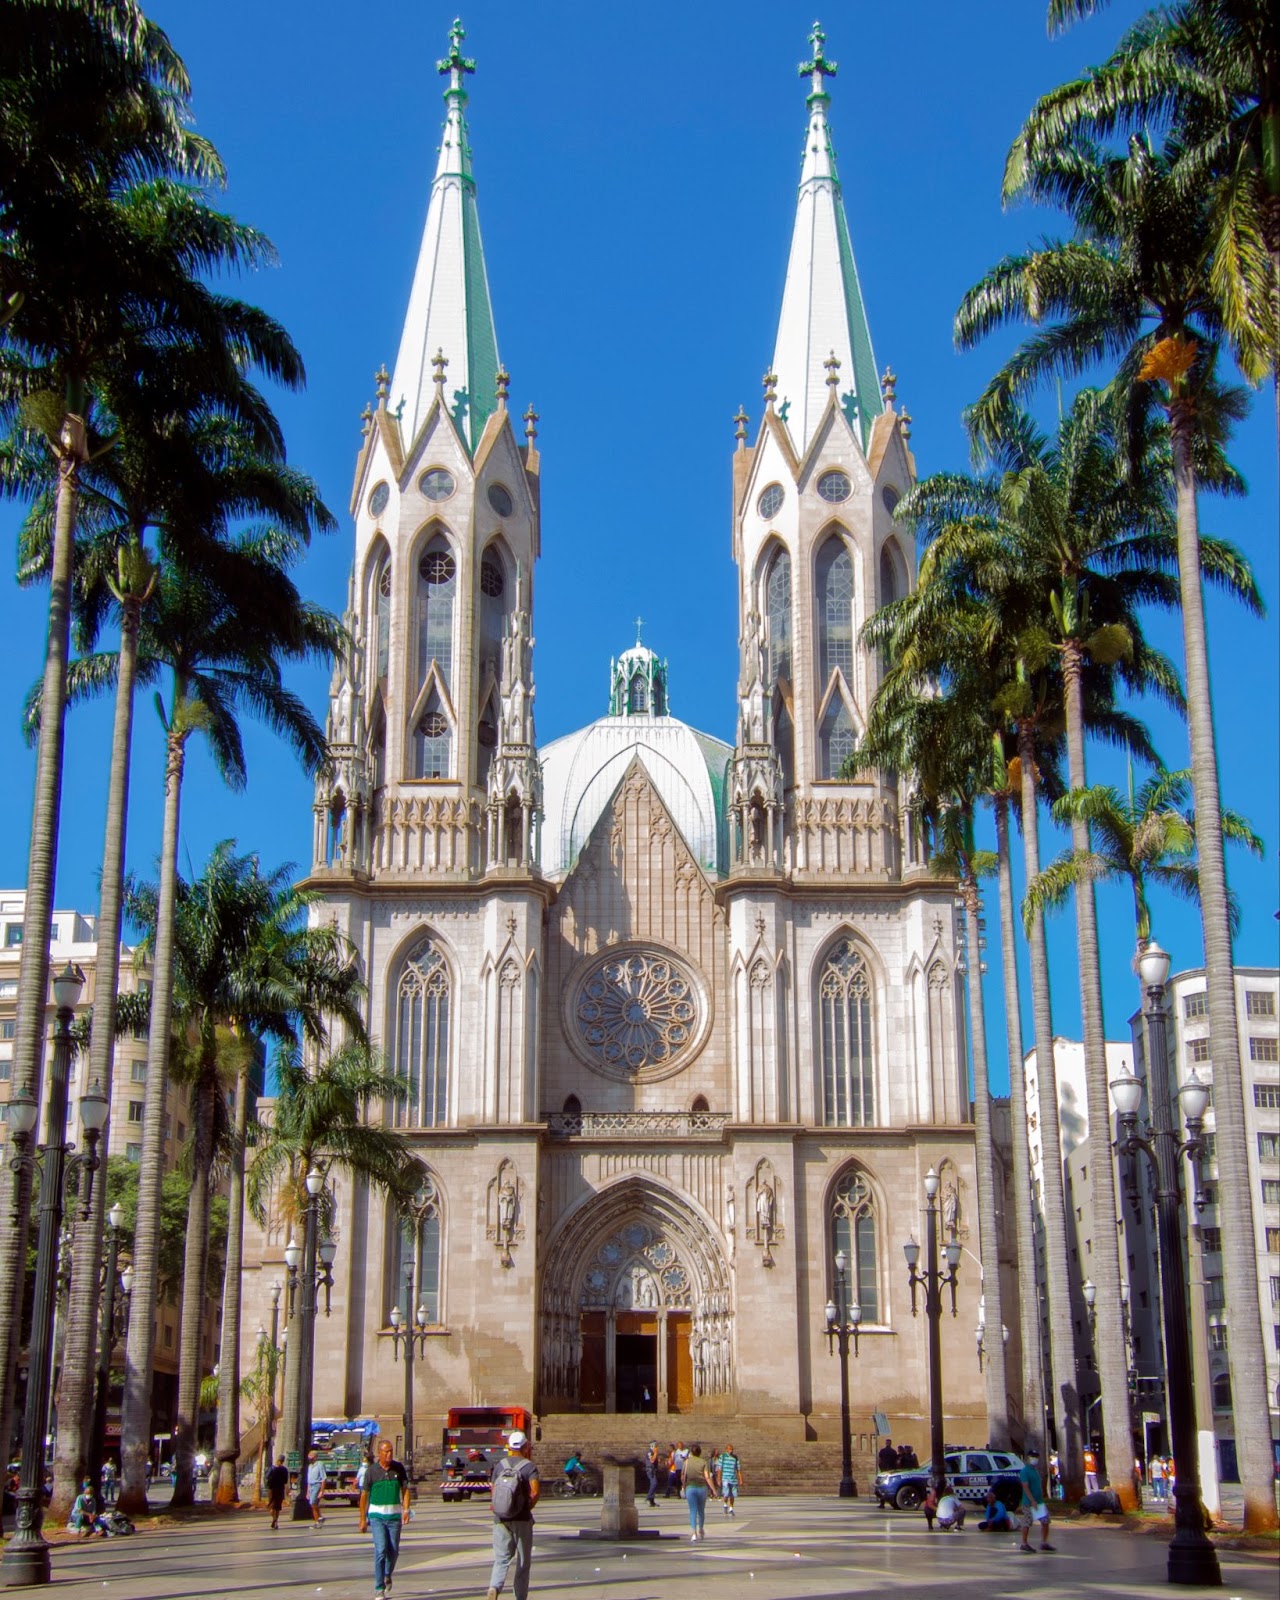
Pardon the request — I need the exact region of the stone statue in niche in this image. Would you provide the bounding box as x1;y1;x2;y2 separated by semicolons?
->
943;1180;959;1238
486;1159;524;1268
746;1161;783;1267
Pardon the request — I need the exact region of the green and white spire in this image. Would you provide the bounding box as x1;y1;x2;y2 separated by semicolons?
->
388;18;500;454
770;23;882;454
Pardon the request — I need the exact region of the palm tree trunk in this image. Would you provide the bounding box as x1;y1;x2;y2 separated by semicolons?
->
1170;409;1277;1533
117;713;187;1516
0;430;82;1462
994;794;1046;1455
1017;720;1085;1498
214;1057;251;1504
50;594;143;1520
171;1072;217;1509
1061;643;1137;1507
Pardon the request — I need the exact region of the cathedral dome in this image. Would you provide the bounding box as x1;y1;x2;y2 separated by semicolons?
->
538;645;731;877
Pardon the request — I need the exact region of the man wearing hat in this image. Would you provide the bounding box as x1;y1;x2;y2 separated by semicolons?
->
486;1429;540;1600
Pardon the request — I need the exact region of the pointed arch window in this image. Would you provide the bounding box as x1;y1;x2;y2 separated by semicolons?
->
395;937;451;1127
417;540;456;689
773;691;795;795
413;693;452;780
764;548;792;685
816;536;854;684
831;1168;880;1322
819;695;857;780
629;672;649;713
477;689;499;788
819;939;875;1126
879;545;899;609
479;551;507;674
374;559;392;681
390;1170;443;1323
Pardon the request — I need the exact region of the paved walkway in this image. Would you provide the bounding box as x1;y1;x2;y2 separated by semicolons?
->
10;1492;1276;1598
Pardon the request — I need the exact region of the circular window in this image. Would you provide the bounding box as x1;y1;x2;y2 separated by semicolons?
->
418;711;448;737
487;483;514;518
480;559;504;597
419;550;456;585
377;566;392;598
568;947;707;1081
882;486;900;515
420;467;455;502
368;482;390;518
758;483;785;520
818;469;852;503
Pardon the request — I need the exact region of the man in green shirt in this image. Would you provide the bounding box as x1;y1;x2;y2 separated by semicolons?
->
358;1438;411;1599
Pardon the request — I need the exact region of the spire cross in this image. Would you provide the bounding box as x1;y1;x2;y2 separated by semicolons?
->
437;18;476;81
733;404;749;443
432;348;449;390
375;365;390;406
762;370;778;409
496;364;510;408
522;403;539;442
799;20;838;91
880;366;897;406
824;349;841;389
634;616;644;645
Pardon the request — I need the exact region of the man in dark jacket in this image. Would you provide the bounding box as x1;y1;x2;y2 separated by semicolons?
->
877;1438;898;1471
265;1456;290;1529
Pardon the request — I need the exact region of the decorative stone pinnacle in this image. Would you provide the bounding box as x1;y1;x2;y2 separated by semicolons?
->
880;366;897;406
432;348;449;389
375;365;390;405
496;364;510;407
437;17;476;80
360;403;374;437
733;404;749;443
800;20;837;83
763;370;778;408
900;407;913;440
824;349;841;390
522;402;539;442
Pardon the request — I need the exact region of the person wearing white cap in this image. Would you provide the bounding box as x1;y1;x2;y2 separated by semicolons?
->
486;1429;540;1600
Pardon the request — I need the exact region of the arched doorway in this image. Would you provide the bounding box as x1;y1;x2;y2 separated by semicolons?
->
539;1179;732;1415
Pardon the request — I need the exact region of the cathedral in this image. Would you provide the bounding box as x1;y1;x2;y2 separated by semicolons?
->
246;22;993;1465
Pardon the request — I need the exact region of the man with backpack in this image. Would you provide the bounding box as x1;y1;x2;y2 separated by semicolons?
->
487;1428;540;1600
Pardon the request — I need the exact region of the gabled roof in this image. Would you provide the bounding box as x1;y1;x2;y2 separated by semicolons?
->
770;25;882;458
387;22;500;457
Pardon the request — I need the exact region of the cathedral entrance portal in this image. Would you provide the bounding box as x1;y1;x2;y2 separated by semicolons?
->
539;1181;731;1416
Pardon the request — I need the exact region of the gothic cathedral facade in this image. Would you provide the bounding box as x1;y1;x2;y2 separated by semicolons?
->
245;24;990;1458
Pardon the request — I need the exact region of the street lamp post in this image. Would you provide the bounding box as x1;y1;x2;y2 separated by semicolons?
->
287;1167;335;1522
823;1248;861;1498
387;1261;428;1485
1110;940;1220;1589
89;1203;131;1494
903;1167;961;1498
2;962;108;1588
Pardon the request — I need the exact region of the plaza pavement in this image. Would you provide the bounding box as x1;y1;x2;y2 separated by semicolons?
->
10;1490;1277;1600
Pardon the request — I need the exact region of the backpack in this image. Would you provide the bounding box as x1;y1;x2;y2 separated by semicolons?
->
491;1455;531;1521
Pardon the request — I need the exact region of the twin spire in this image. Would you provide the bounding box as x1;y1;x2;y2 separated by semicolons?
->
386;20;880;460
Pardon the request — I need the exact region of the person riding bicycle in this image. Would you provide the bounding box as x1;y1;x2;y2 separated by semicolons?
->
563;1453;586;1491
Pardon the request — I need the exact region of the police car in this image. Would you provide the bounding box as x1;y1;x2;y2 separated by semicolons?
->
874;1447;1024;1509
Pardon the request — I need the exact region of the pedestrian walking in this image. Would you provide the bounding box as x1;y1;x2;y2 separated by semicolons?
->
1015;1449;1054;1553
1150;1454;1167;1501
99;1458;117;1506
665;1441;685;1497
1083;1443;1099;1494
644;1441;661;1506
358;1437;411;1600
265;1455;290;1529
682;1444;714;1541
305;1450;327;1525
717;1444;742;1515
486;1428;539;1600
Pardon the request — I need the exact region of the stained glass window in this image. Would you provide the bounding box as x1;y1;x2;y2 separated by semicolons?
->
820;941;875;1125
395;939;450;1127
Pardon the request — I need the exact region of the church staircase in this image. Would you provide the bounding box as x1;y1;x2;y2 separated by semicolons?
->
533;1413;878;1496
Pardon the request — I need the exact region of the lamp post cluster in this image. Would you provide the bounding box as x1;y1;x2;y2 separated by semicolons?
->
823;1248;861;1498
284;1167;336;1522
903;1167;960;1497
2;962;108;1588
88;1202;133;1496
387;1261;429;1484
1109;941;1220;1589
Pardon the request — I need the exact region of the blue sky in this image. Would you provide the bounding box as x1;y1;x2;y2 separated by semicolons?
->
1;1;1276;1092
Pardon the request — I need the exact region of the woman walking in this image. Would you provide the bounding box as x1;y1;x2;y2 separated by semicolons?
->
682;1445;715;1541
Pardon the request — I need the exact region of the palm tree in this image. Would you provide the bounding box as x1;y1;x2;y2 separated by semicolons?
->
247;1040;419;1464
957;130;1279;1530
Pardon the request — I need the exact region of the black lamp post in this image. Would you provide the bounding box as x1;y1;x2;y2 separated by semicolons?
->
387;1261;428;1485
824;1247;861;1498
89;1203;131;1494
2;961;108;1588
1111;940;1220;1588
285;1167;335;1521
903;1166;960;1498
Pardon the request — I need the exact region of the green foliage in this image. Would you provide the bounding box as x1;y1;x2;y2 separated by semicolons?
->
104;1153;228;1303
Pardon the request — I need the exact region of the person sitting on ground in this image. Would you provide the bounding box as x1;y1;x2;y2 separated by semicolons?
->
978;1486;1012;1531
922;1484;939;1530
936;1491;966;1530
69;1481;104;1537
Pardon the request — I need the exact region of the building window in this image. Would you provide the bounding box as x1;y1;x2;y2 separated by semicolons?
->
831;1167;879;1323
1262;1179;1280;1205
1259;1133;1280;1163
764;548;792;685
0;1021;14;1040
1201;1133;1216;1160
127;1101;144;1123
416;541;456;689
1266;1227;1280;1253
162;1324;173;1348
1211;1372;1232;1409
1245;990;1276;1018
1250;1036;1279;1062
394;937;450;1128
390;1171;443;1324
819;939;875;1127
1272;1276;1280;1305
1201;1227;1222;1253
0;1060;9;1081
125;1143;141;1162
413;703;451;780
818;695;857;780
629;672;649;713
1183;993;1208;1020
373;560;391;681
816;536;854;686
1208;1324;1228;1351
1256;1084;1280;1109
131;1061;147;1083
1205;1277;1225;1309
0;980;16;998
4;926;22;947
1187;1038;1211;1063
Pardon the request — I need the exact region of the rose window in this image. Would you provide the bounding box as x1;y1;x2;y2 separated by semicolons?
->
574;950;700;1076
